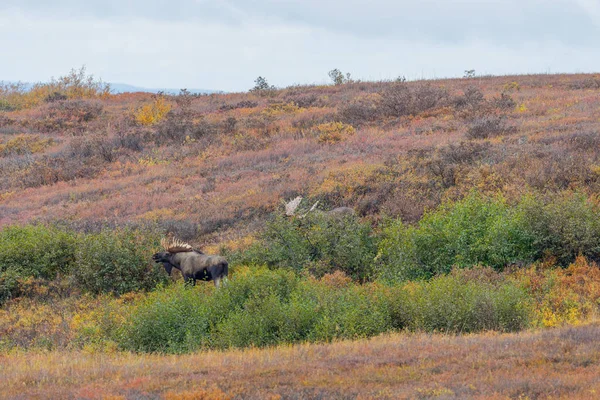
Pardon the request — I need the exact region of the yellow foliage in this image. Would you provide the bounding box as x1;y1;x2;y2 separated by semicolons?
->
137;208;177;221
316;122;356;144
503;81;521;92
313;163;383;198
0;191;15;201
0;134;54;155
517;103;528;113
512;257;600;327
0;67;111;110
134;96;172;126
261;102;300;117
164;388;232;400
138;150;170;166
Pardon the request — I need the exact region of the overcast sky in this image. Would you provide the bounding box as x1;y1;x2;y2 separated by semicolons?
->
2;0;600;92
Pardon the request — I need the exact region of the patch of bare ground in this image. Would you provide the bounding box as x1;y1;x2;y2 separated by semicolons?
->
2;323;599;399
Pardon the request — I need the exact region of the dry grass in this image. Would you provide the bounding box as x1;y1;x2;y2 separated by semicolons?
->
1;323;599;399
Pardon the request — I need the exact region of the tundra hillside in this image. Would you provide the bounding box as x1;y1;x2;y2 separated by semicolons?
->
2;70;600;398
1;70;600;243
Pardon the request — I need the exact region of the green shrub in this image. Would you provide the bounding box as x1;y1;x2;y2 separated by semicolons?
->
116;267;531;353
0;225;77;303
401;273;531;333
518;192;600;265
71;228;166;295
119;284;213;353
307;283;393;342
248;212;377;281
121;267;299;352
377;193;536;282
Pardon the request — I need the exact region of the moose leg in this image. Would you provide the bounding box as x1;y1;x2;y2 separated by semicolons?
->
213;277;221;288
183;275;195;287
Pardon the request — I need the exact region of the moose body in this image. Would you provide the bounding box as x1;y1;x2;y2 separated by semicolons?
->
328;207;356;216
152;241;228;287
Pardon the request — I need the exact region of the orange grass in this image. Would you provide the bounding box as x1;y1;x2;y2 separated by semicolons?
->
1;323;600;399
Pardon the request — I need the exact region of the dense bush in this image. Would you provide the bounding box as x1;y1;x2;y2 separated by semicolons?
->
0;225;77;303
377;193;536;282
17;154;104;188
518;193;600;265
154;112;216;144
116;267;531;353
397;272;531;333
466;115;516;139
71;228;167;295
425;141;491;188
338;95;381;126
380;83;449;118
38;99;104;133
0;225;171;302
377;192;600;283
237;212;377;281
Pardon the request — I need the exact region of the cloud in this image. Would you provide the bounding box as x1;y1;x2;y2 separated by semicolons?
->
1;1;599;91
3;0;599;45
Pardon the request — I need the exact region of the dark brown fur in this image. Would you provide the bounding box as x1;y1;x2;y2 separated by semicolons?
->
152;250;228;287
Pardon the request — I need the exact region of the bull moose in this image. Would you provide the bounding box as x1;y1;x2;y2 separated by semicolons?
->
152;237;229;287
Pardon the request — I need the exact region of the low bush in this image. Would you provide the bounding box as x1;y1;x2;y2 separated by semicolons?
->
0;135;54;157
133;96;172;126
398;272;531;333
116;267;531;353
17;154;105;188
38;99;104;133
425;141;491;188
511;257;600;327
377;193;536;282
219;100;258;111
71;228;167;295
518;193;600;265
316;122;355;144
241;212;377;281
491;92;517;110
0;223;174;303
452;86;485;112
154;113;216;145
0;225;77;303
380;83;449;118
466;115;516;139
338;95;381;126
378;191;600;283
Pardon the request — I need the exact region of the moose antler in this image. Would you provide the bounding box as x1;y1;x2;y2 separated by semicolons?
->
284;196;319;218
285;196;303;216
161;237;194;253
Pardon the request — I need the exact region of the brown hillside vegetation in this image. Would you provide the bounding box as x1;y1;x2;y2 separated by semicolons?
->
2;72;600;245
2;323;600;399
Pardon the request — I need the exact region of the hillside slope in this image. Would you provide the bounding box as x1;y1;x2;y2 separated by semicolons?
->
1;73;600;246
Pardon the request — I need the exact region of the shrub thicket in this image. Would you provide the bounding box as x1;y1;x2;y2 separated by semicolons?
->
235;212;377;281
377;192;600;282
518;193;600;265
116;267;531;353
71;228;167;295
0;225;167;302
377;193;536;281
0;225;77;302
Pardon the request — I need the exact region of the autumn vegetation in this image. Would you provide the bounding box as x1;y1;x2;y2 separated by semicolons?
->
2;68;600;398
